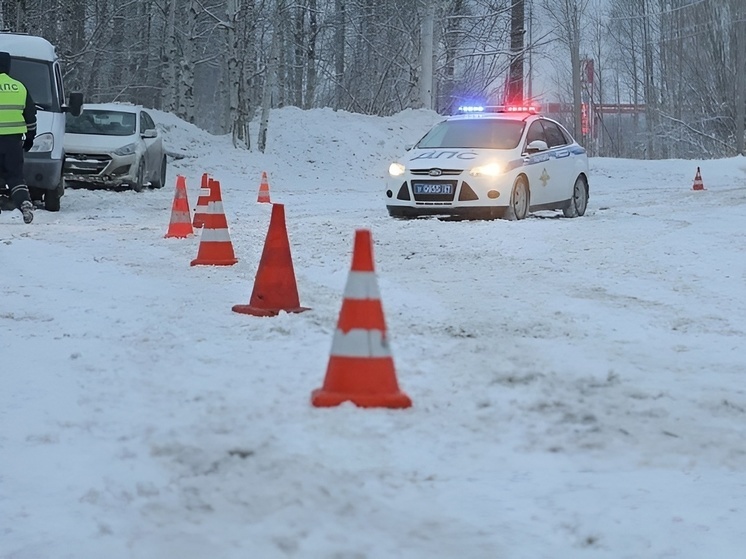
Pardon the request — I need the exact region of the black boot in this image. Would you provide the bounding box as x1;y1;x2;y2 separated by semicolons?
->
10;184;33;224
20;200;33;223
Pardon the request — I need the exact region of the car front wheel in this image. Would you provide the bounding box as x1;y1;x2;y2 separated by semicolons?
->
151;156;167;189
132;162;145;193
504;176;529;221
563;175;588;218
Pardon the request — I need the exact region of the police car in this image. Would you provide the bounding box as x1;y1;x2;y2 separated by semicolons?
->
385;105;589;220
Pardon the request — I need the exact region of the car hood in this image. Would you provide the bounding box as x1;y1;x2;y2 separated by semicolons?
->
64;133;139;153
402;147;518;170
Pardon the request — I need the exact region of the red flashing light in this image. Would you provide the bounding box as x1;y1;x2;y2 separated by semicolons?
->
504;105;538;114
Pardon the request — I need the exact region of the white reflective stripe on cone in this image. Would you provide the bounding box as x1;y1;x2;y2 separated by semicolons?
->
331;328;391;358
200;227;232;242
170;213;191;224
205;201;226;214
343;271;381;300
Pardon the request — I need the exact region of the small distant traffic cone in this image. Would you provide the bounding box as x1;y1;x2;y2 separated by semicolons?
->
232;203;309;317
311;229;411;409
190;180;238;266
164;175;193;238
257;171;271;203
193;173;212;228
692;167;706;191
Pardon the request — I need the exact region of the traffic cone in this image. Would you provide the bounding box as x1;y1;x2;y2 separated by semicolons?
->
257;171;271;203
232;203;309;317
164;175;193;238
692;167;706;191
190;180;238;266
193;173;212;228
311;229;411;409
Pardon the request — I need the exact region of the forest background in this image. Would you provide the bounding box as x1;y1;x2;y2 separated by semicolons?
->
1;0;744;159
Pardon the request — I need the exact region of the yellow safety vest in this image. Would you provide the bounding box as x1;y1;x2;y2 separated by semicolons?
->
0;74;28;135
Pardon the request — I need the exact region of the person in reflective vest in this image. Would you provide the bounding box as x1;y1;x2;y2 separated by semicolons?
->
0;51;36;223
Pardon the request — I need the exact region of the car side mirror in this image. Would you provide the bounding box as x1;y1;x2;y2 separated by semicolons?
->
141;129;157;139
66;92;84;117
524;140;548;154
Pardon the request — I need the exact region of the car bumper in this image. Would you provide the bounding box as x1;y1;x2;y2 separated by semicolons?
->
386;205;507;219
23;152;63;191
63;152;138;186
385;174;514;217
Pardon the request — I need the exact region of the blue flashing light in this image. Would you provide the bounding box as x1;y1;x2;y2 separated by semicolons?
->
457;105;485;113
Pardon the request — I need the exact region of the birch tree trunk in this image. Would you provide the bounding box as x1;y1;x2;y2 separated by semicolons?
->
736;0;746;155
304;0;318;110
258;23;281;153
641;0;656;158
419;0;434;109
162;0;178;113
334;0;346;109
176;1;197;123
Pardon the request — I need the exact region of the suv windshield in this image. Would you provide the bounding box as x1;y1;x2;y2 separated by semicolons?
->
416;119;525;150
9;58;56;111
66;110;137;136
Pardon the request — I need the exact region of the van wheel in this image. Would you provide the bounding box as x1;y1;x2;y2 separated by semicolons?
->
45;181;63;212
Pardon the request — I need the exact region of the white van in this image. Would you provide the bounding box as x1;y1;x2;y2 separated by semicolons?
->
0;32;82;211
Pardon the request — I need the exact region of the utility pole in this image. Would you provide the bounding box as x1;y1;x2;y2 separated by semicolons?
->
527;0;533;101
507;0;525;104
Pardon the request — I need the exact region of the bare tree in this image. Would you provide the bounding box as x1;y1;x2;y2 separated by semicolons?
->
542;0;590;139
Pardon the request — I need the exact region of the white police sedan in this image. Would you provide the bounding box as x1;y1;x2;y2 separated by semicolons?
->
385;106;589;220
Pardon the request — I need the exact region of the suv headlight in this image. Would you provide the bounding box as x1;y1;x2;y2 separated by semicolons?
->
469;162;504;177
389;162;406;176
114;143;138;156
29;132;54;153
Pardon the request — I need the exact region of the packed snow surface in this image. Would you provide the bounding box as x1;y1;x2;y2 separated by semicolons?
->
2;107;746;558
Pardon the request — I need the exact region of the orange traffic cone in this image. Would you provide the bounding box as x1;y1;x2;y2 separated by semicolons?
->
692;167;706;191
164;175;193;238
232;203;309;317
193;173;212;228
257;171;271;203
311;229;411;409
190;180;238;266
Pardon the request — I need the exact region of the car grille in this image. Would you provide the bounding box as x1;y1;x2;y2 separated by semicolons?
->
64;153;112;176
410;168;463;176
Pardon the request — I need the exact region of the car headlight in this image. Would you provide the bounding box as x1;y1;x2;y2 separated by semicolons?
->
113;143;138;156
469;162;504;177
389;162;406;176
29;132;54;153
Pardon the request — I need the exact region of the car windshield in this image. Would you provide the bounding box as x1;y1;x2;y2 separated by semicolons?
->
8;58;56;111
66;110;137;136
416;119;525;150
